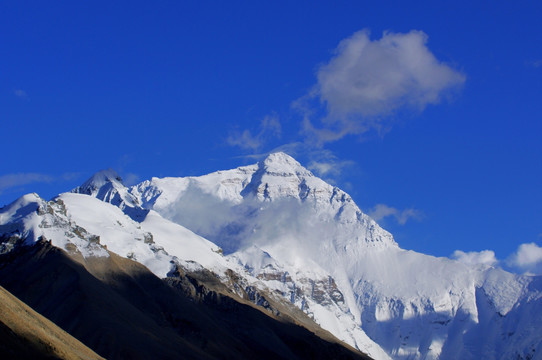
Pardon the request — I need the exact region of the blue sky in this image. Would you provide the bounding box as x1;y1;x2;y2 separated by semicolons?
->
1;1;541;273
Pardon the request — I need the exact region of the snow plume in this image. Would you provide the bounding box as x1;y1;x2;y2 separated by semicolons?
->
238;198;343;267
163;188;340;264
160;185;242;253
368;203;423;225
451;250;498;267
227;114;281;152
507;242;542;275
298;29;465;144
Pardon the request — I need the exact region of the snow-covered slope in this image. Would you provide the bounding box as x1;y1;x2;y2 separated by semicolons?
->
130;153;395;253
1;169;383;358
0;192;230;277
118;152;541;360
5;152;540;359
67;155;390;359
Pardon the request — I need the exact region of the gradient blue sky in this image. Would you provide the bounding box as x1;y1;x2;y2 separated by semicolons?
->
1;1;541;273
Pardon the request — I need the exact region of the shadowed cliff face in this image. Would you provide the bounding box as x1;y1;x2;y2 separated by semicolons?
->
0;240;371;360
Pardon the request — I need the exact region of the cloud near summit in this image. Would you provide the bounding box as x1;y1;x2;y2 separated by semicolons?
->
507;242;542;275
450;242;542;275
299;29;466;143
451;250;498;267
367;203;424;225
227;114;281;152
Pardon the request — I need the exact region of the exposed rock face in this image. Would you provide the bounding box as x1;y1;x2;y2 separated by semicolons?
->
0;240;370;360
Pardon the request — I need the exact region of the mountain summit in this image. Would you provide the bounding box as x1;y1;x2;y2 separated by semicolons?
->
261;151;306;170
240;152;317;201
73;168;145;220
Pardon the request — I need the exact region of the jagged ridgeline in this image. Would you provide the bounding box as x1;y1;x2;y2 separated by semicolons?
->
1;152;541;360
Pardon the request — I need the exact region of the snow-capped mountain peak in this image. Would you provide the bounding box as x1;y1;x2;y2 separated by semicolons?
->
25;153;540;360
117;153;397;254
240;152;318;202
75;168;124;195
261;151;311;176
0;192;43;224
72;169;144;220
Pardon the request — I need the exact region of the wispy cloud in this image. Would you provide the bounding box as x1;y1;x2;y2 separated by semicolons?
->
60;172;82;181
0;173;53;193
526;59;542;68
307;160;344;178
507;242;542;275
0;172;83;195
122;173;141;186
227;114;281;152
451;250;498;267
296;29;465;144
14;89;28;98
306;152;355;181
367;203;424;225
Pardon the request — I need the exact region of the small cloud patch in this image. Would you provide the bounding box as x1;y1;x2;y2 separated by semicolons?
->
451;250;498;267
0;173;53;193
14;89;28;98
507;242;542;275
297;29;465;144
227;114;281;152
368;203;424;225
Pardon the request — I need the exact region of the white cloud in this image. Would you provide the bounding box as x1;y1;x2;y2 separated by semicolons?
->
299;29;465;143
507;242;542;275
227;129;262;151
0;173;53;193
449;242;542;275
0;172;83;195
307;156;355;181
307;161;336;177
451;250;498;267
368;203;423;225
14;89;27;98
227;114;281;152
